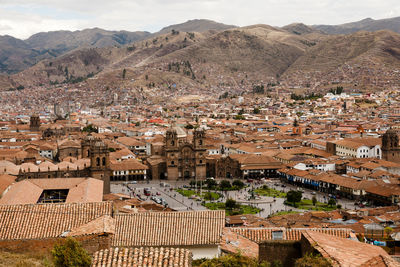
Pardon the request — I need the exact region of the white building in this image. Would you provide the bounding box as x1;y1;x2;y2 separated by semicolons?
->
334;138;382;159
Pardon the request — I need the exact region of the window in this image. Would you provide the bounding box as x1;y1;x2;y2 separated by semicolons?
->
272;231;283;240
102;157;106;166
199;160;203;164
96;157;100;166
38;189;69;203
171;161;175;165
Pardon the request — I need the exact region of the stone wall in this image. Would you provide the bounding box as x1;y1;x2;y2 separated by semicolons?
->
0;234;112;255
259;241;302;267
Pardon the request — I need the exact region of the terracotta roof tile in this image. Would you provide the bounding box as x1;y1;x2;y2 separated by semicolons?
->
112;210;225;247
0;201;113;240
302;230;394;267
230;227;353;243
92;247;192;267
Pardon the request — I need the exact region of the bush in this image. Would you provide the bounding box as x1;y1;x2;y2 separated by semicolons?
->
328;198;336;207
193;253;270;267
295;253;331;267
82;124;98;133
51;237;91;267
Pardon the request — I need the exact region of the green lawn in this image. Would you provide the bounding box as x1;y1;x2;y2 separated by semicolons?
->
204;202;261;216
176;189;196;197
254;186;286;198
285;199;337;211
176;189;221;200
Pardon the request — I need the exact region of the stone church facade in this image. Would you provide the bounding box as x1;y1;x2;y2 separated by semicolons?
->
164;128;207;180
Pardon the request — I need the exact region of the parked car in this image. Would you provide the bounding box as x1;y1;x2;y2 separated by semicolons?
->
144;188;151;196
311;191;316;195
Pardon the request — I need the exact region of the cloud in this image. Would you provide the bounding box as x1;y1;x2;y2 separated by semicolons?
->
1;0;399;39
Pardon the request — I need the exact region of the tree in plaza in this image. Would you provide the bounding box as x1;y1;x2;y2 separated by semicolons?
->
205;178;217;190
232;179;244;189
312;196;317;206
328;198;336;207
219;180;232;191
286;190;302;207
225;198;238;210
51;237;91;267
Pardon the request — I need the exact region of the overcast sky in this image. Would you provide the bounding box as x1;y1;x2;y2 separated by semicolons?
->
1;0;399;39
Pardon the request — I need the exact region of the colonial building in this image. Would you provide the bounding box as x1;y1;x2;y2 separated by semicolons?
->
147;127;207;180
16;134;111;193
210;154;283;179
165;128;207;180
29;115;40;132
382;128;400;163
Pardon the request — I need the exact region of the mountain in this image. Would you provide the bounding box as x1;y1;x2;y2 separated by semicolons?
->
313;17;400;35
0;35;50;74
8;24;319;94
0;20;236;75
0;28;150;74
25;28;150;52
282;30;400;89
156;19;236;35
4;19;400;94
282;23;317;35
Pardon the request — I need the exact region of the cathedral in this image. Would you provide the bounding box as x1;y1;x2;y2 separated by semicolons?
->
165;127;207;180
147;127;207;180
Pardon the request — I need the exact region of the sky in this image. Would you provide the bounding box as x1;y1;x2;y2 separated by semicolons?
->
0;0;399;39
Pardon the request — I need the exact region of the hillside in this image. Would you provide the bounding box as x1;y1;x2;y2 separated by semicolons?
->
26;28;150;51
282;23;318;35
156;19;236;35
4;20;400;94
313;17;400;35
282;30;400;89
0;28;150;75
0;35;50;74
81;24;322;98
0;19;236;75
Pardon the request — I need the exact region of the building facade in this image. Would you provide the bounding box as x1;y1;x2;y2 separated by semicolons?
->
382;129;400;163
165;128;207;180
